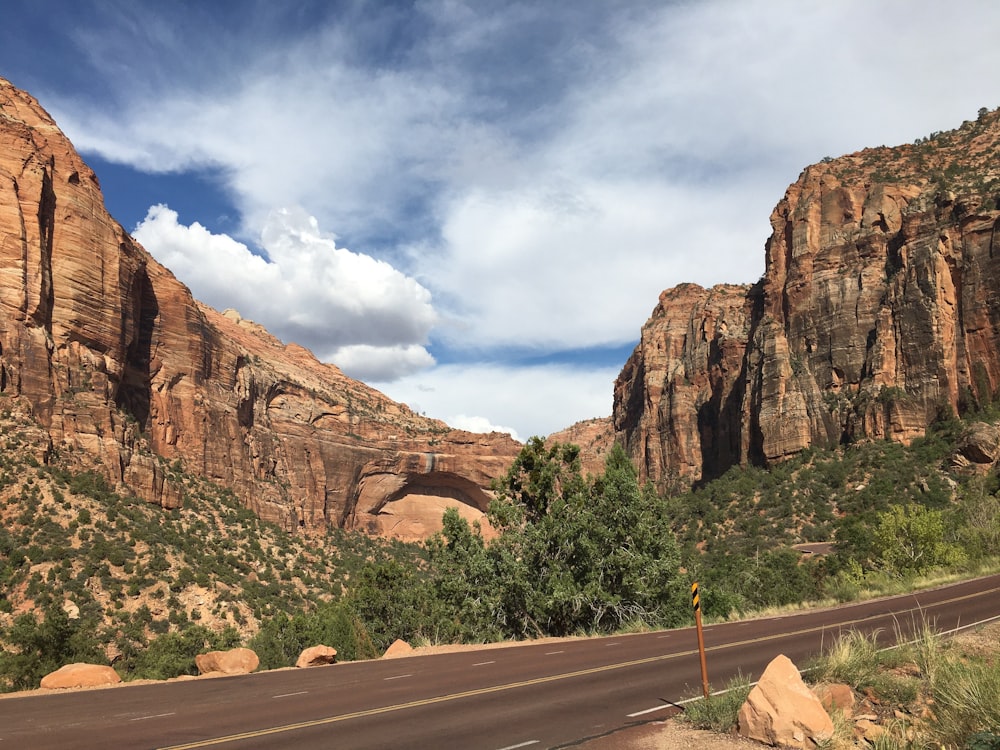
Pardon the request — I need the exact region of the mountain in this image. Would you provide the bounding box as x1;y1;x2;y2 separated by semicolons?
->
614;107;1000;489
0;77;520;541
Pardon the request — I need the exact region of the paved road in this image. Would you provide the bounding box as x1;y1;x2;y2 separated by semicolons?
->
2;574;998;750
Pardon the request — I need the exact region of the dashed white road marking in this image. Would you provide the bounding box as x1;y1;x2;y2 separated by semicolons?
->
627;704;672;717
130;712;177;722
383;674;412;681
273;691;308;698
496;741;539;750
473;660;496;666
544;650;564;655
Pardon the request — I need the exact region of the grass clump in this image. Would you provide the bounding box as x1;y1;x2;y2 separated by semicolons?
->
807;621;1000;749
810;629;893;688
930;658;1000;747
682;672;753;733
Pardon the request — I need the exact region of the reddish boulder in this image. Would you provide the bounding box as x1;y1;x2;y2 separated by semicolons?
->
40;663;121;689
382;639;413;658
195;648;259;675
296;645;338;668
813;682;856;715
737;654;833;748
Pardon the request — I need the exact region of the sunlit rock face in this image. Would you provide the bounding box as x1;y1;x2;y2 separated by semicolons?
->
616;109;1000;489
0;77;520;539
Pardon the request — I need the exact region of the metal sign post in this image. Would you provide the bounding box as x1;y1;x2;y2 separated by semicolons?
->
691;581;710;699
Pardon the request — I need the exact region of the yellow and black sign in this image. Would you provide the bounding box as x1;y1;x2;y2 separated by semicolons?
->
691;582;700;612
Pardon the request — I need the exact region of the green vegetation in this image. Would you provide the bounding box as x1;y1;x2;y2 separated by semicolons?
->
681;621;1000;748
804;622;1000;749
681;673;753;733
0;400;999;693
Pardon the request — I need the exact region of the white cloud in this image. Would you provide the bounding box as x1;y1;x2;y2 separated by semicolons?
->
419;178;767;351
36;0;1000;439
330;344;436;383
373;362;618;441
447;415;523;443
133;205;437;379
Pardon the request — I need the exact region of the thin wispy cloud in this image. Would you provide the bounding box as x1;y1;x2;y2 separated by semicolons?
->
6;0;1000;439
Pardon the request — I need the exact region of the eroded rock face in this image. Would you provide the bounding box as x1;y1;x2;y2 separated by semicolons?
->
0;77;520;539
616;109;1000;488
546;417;615;478
614;283;754;486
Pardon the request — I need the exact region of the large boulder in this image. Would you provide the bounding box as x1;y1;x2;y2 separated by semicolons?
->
956;422;1000;467
195;647;260;675
737;654;833;748
296;645;338;668
382;639;413;658
40;663;121;689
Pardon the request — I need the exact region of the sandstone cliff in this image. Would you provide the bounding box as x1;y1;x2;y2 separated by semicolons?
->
0;77;520;539
616;108;1000;488
545;416;615;477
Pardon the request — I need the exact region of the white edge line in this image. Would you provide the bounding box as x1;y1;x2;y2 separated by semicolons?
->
670;613;1000;709
496;741;539;750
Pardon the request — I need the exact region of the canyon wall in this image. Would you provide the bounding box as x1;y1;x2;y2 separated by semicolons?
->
615;109;1000;488
0;77;520;538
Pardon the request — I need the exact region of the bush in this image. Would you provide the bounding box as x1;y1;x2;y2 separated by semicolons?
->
931;658;1000;747
682;673;753;732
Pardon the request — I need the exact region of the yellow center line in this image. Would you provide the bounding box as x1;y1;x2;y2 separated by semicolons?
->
159;584;1000;749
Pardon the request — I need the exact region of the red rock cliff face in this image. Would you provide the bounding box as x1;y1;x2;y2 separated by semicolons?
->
616;109;1000;488
0;78;520;538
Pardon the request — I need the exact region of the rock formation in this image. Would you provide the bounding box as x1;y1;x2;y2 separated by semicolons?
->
296;645;338;668
737;654;833;748
0;77;520;540
195;647;259;675
616;108;1000;488
40;663;121;689
545;416;615;477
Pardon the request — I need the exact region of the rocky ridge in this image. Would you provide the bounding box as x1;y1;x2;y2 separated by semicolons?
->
0;77;520;539
615;107;1000;488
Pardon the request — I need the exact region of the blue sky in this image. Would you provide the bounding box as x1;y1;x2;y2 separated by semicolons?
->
3;1;1000;440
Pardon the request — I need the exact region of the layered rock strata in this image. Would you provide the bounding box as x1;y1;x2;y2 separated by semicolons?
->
616;109;1000;487
0;77;520;538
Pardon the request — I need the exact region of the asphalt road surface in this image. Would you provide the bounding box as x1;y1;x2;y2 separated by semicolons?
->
2;573;999;750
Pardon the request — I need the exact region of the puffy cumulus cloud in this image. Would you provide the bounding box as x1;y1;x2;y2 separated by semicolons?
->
329;344;436;383
372;362;618;442
133;205;437;379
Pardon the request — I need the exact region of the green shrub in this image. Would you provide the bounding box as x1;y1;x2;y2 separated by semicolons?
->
930;658;1000;747
682;673;753;732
